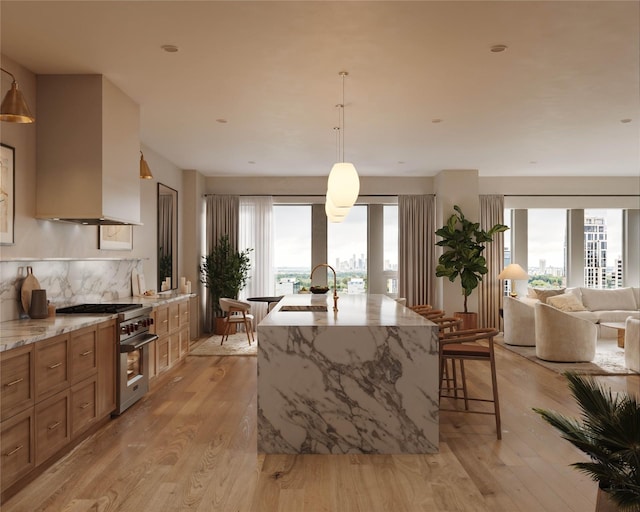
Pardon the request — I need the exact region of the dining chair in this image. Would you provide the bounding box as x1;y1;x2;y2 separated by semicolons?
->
439;327;502;440
431;317;463;397
408;304;432;316
219;298;254;345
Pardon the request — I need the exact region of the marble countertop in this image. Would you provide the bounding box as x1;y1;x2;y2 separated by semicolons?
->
260;293;432;327
0;292;195;352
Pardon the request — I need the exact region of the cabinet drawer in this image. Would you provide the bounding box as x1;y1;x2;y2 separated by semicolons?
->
179;328;190;357
1;408;35;490
35;389;70;466
35;334;69;401
179;301;190;327
70;326;98;384
169;333;180;364
70;378;97;438
169;303;180;332
1;345;34;421
154;306;169;336
157;337;169;373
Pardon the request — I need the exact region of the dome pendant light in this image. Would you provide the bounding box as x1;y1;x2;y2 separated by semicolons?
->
327;71;359;209
140;151;153;179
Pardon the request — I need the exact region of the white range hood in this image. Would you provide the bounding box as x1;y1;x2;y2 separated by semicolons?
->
36;75;142;225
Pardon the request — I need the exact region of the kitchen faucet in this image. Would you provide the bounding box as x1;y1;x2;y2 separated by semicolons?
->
310;263;339;312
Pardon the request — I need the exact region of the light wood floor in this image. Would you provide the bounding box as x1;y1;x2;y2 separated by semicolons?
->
4;341;639;512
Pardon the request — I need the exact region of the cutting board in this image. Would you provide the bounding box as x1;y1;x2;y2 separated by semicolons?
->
21;266;41;314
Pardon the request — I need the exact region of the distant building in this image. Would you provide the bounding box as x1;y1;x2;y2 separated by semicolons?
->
275;278;300;295
347;278;366;294
584;216;607;288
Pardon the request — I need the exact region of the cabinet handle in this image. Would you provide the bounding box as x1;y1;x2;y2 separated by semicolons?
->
5;377;24;387
48;362;62;369
80;402;92;409
80;350;93;356
162;319;168;324
47;421;61;430
4;445;23;456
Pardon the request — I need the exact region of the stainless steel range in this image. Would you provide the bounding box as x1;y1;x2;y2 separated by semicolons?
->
56;303;158;415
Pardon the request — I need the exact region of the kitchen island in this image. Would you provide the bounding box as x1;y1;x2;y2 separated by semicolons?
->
257;293;439;454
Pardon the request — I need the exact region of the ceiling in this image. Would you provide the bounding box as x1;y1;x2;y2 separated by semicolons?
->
1;1;639;178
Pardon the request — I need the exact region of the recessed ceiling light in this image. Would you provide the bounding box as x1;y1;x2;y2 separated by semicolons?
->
621;118;632;123
216;118;227;124
490;44;508;53
530;161;537;164
161;44;179;53
398;161;405;164
432;118;443;123
248;161;255;164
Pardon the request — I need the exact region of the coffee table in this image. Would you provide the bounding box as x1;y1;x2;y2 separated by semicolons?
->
601;322;626;348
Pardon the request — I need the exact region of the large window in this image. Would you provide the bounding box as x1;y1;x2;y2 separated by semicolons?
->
328;205;368;293
383;205;398;295
584;209;623;289
273;205;311;294
527;209;566;289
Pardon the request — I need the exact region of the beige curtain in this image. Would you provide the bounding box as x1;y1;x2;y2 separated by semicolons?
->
204;195;239;332
398;195;436;307
478;195;505;329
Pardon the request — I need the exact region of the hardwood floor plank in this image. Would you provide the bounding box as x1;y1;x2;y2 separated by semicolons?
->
4;342;638;512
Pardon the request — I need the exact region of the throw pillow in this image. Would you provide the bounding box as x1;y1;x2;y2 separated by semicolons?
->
580;287;638;311
547;293;587;312
533;288;566;304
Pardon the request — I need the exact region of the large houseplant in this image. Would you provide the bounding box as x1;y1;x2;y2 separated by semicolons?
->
200;234;253;333
435;205;508;327
534;372;640;512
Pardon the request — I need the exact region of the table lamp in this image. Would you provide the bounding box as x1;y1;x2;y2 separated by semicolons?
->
498;263;529;298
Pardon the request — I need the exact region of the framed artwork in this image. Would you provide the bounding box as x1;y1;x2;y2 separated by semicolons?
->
0;143;15;245
99;225;133;250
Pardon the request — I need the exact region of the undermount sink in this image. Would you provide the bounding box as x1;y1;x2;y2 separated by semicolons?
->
279;305;328;312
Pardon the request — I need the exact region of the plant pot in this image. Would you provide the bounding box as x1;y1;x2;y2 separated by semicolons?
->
214;317;236;335
453;312;478;330
596;487;620;512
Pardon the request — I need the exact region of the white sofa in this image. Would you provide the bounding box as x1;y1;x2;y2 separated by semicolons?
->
624;318;640;372
503;287;640;347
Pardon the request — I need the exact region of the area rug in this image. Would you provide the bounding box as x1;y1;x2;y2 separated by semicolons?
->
497;337;636;376
189;332;257;356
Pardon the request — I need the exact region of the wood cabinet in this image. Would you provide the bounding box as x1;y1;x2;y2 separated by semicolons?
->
150;298;190;379
96;319;116;418
1;318;117;498
1;345;34;422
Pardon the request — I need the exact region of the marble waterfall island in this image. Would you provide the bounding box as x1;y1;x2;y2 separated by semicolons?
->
257;294;439;454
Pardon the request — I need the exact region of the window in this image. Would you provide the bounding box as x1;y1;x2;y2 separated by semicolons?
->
273;205;311;294
527;209;566;289
383;205;398;295
584;209;623;289
328;205;368;293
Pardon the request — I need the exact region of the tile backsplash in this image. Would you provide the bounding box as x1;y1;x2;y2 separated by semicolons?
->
0;259;144;321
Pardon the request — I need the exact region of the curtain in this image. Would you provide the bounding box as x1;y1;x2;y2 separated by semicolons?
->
398;195;436;307
239;197;274;326
479;195;505;329
204;195;239;332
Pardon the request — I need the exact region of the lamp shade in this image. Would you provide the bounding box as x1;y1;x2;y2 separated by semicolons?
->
325;194;349;223
498;263;529;280
140;152;153;179
0;81;35;123
327;162;359;208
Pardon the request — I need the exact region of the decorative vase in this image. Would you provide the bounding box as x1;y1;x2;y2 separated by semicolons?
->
453;312;478;330
29;289;49;319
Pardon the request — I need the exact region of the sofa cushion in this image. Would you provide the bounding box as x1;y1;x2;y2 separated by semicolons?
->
634;288;640;308
547;293;587;312
567;311;599;323
532;288;566;304
593;310;640;323
580;287;638;311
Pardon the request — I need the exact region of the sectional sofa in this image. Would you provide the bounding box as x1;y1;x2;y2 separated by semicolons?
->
503;287;640;362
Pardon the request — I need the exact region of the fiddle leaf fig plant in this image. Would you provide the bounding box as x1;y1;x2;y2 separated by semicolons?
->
200;234;253;318
435;205;508;313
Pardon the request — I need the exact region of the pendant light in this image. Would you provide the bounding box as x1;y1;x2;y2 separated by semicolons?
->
0;67;35;123
326;125;349;223
327;71;359;209
140;151;153;179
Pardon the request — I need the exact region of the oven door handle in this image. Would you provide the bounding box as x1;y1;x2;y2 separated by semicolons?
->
120;333;159;353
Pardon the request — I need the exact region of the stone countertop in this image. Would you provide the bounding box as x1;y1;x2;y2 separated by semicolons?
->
0;292;196;352
260;293;431;327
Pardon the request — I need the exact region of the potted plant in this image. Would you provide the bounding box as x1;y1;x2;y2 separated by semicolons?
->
435;205;508;328
534;372;640;512
200;234;253;334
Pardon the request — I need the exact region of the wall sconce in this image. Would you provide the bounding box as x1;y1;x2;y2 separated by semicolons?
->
0;67;35;123
498;263;529;297
140;151;153;179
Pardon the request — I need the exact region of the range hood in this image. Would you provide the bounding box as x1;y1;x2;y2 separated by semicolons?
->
36;75;142;225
